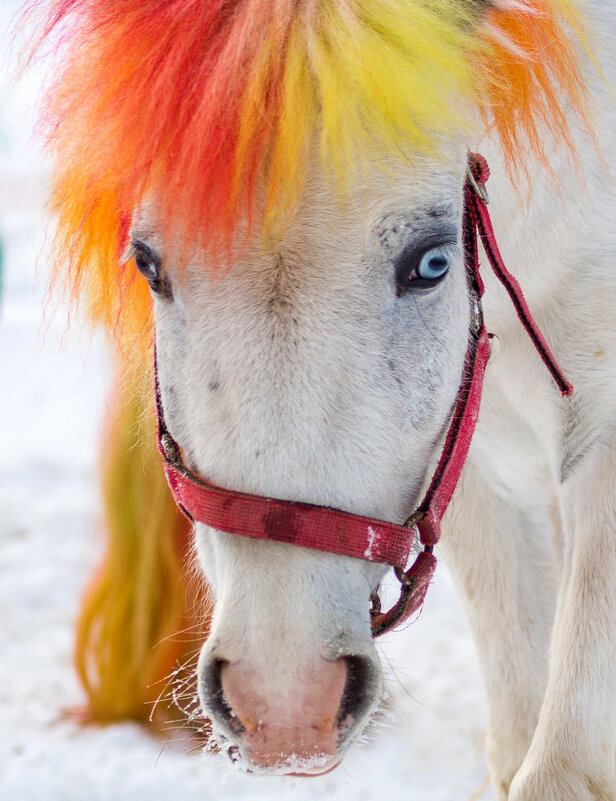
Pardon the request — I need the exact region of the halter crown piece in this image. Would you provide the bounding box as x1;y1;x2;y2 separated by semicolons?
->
155;154;573;637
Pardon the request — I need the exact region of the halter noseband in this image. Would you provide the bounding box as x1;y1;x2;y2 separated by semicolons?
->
155;154;572;637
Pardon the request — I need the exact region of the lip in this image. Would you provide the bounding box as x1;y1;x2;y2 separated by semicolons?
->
289;757;343;778
230;746;343;777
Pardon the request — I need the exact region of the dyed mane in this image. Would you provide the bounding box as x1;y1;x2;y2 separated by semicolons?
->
27;0;591;351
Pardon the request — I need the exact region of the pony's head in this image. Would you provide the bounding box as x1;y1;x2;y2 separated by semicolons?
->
32;0;590;775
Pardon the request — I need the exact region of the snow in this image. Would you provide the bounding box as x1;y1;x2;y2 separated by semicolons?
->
0;5;495;798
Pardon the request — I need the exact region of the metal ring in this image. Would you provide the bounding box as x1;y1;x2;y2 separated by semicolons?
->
394;566;416;588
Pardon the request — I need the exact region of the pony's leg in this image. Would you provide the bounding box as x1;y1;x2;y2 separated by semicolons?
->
74;368;212;729
509;442;616;801
442;457;560;801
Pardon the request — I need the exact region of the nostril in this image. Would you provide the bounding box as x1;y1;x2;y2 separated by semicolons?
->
337;656;379;734
199;649;382;773
200;657;245;736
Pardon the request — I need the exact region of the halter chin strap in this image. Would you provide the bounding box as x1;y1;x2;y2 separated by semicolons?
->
155;153;572;638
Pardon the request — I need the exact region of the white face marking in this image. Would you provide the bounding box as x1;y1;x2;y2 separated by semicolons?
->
135;151;471;770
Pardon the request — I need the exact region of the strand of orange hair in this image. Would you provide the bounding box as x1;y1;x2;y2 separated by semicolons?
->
74;365;212;730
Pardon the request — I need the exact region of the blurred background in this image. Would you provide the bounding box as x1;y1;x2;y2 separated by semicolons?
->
0;2;493;798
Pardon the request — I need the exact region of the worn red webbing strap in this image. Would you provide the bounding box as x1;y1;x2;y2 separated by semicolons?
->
155;152;572;637
161;452;416;569
467;155;573;397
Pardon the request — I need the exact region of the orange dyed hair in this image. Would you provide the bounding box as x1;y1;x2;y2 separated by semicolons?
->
74;368;212;727
26;0;593;353
480;1;592;170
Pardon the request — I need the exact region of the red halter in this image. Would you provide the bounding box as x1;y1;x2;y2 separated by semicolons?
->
155;154;573;637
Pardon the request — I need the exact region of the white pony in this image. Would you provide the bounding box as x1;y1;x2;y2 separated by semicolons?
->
32;0;616;797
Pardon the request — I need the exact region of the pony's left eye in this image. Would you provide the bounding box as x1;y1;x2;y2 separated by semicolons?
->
416;246;452;281
396;243;455;292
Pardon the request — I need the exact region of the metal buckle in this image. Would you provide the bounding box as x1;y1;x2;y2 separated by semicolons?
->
466;166;489;205
394;565;416;588
404;509;424;529
471;296;484;335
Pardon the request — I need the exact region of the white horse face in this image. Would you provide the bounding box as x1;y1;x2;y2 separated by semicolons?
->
135;154;471;774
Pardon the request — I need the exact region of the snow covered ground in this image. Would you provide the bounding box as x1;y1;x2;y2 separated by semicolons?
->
0;4;495;799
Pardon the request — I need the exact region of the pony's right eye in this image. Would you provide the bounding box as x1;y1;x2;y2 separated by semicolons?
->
130;242;172;298
133;244;160;284
129;240;172;299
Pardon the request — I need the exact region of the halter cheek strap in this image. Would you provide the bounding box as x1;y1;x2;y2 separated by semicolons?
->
155;153;572;638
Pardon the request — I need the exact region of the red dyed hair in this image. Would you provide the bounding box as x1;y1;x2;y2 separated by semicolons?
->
25;0;593;353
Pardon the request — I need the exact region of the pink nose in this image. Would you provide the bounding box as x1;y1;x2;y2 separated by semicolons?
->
220;658;348;774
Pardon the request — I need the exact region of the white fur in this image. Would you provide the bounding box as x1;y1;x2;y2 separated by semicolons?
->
137;2;616;795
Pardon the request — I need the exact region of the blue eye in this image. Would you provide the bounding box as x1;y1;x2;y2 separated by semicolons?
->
394;241;456;295
416;246;452;281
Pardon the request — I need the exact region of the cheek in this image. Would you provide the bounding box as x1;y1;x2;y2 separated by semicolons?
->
195;525;219;590
428;278;472;424
154;305;198;447
438;269;472;379
386;269;470;431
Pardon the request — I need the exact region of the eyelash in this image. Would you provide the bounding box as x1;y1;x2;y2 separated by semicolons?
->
131;242;165;293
